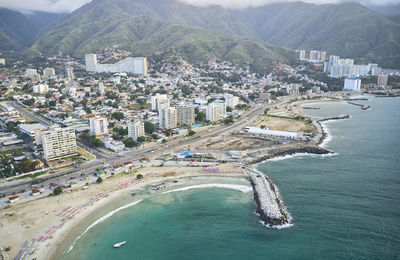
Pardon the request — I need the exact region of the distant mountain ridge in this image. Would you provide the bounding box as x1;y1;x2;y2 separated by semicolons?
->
0;8;63;51
1;0;399;69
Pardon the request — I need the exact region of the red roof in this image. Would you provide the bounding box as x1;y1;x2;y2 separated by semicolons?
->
113;165;120;169
50;183;58;187
123;161;133;165
9;195;19;200
32;189;40;193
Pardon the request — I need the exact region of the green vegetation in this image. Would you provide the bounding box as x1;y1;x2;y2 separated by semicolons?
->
144;121;156;134
123;137;136;148
79;133;104;147
136;174;143;179
53;187;63;195
96;177;103;183
111;112;124;120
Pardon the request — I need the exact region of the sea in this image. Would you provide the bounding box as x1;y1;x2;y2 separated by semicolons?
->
62;97;400;260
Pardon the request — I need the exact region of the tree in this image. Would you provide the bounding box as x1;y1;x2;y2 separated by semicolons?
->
111;112;124;120
124;137;136;148
226;106;233;112
96;177;103;183
224;116;234;124
137;174;143;179
151;133;159;140
188;129;195;136
53;187;63;195
144;121;155;134
137;136;146;143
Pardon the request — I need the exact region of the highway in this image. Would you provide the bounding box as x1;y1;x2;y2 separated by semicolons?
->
0;102;267;197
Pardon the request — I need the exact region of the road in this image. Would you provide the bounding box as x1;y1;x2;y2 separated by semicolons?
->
0;103;267;197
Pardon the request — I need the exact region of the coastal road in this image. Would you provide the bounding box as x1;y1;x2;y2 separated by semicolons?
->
0;103;267;197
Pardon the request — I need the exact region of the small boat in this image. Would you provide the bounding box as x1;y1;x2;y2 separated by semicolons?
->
113;241;126;248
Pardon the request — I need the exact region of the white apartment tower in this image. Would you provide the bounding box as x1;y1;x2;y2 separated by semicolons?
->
176;105;195;126
128;121;145;141
151;94;169;112
159;107;177;129
85;54;147;75
206;104;221;122
344;78;361;91
66;67;74;80
43;68;56;78
42;126;77;161
33;84;49;94
90;117;108;136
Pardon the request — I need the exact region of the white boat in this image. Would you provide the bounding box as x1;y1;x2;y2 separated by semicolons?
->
113;241;126;248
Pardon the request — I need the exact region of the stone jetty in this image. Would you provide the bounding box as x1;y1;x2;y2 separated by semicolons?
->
247;170;290;227
246;145;332;165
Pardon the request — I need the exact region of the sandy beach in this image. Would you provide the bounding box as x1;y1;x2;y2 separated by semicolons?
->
0;164;247;260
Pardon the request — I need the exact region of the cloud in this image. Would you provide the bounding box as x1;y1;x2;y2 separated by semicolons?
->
0;0;399;13
0;0;91;13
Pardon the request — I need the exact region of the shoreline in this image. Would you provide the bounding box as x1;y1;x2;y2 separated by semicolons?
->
49;170;249;260
1;98;351;260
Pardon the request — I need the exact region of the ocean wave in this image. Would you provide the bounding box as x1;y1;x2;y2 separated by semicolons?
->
261;152;337;162
163;184;252;194
66;199;143;254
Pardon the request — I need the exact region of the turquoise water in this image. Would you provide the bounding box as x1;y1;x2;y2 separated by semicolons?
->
63;97;400;259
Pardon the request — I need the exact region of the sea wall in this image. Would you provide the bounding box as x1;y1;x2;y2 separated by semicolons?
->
247;170;290;227
246;145;332;165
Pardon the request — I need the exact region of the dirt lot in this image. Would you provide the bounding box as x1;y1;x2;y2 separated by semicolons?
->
197;136;275;151
253;115;315;133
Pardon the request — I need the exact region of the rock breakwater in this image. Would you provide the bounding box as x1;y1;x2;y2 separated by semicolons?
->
247;170;290;227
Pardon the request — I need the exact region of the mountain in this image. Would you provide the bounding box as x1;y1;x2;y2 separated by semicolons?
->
233;2;400;68
365;3;400;16
0;8;63;51
26;0;293;72
4;0;400;69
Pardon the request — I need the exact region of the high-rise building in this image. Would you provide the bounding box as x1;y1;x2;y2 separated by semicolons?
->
159;107;177;129
99;82;105;95
128;121;145;141
43;68;55;78
33;84;49;94
42;126;77;161
206;104;221;122
90;117;108;136
151;94;169;112
0;58;5;65
66;67;74;80
176;105;195;126
344;78;361;91
299;50;306;60
85;54;147;75
224;94;239;109
377;75;388;89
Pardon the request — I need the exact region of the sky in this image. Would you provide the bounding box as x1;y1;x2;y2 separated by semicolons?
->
0;0;399;13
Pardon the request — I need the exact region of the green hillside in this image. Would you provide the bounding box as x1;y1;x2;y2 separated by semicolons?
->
0;8;62;51
27;0;294;72
233;2;400;68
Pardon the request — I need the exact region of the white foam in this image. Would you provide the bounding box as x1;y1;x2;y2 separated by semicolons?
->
66;199;143;254
261;152;337;163
163;184;252;194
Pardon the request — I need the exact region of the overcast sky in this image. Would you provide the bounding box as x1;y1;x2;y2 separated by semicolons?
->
0;0;399;13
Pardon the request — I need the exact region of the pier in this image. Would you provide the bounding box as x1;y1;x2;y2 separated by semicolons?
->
247;170;290;227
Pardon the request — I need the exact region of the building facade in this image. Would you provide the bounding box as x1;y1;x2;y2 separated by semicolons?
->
344;78;361;91
42;126;77;161
159;107;177;129
85;54;147;75
206;104;221;122
33;84;49;94
176;105;195;126
90;117;108;136
128;121;145;141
